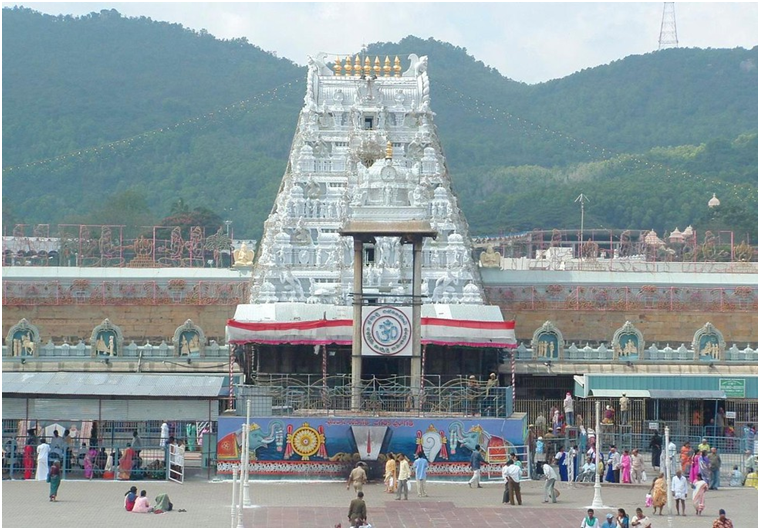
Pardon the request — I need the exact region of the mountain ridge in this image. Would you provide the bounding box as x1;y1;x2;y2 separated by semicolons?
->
2;7;757;242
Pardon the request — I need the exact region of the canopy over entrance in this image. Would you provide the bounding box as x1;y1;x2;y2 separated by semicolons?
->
227;302;516;348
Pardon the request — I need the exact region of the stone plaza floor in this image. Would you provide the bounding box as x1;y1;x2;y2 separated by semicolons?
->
2;476;758;528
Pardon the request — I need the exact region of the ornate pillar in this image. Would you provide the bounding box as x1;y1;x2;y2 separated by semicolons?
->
410;238;423;409
351;238;364;411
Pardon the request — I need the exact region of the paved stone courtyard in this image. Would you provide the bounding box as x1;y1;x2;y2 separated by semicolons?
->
2;476;757;528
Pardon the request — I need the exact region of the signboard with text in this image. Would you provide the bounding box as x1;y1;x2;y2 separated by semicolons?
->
720;378;746;398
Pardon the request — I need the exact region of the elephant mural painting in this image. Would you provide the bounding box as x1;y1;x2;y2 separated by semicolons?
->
448;421;512;462
216;420;285;462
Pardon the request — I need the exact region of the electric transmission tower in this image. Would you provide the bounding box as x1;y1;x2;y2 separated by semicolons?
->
658;2;679;50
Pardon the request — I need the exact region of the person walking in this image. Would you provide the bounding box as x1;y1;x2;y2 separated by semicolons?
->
671;469;688;516
348;491;367;527
620;449;632;483
692;473;708;516
556;446;568;481
412;452;429;497
708;447;722;490
346;462;367;493
649;431;662;470
650;472;667;516
131;431;143;458
506;460;522;505
35;438;50;481
542;458;558;503
467;444;485;488
384;452;397;493
630;448;645;484
395;455;410;500
47;459;62;501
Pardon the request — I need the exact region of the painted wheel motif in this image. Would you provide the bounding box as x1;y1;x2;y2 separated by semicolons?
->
291;423;320;460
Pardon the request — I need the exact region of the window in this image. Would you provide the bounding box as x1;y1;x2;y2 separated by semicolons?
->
364;117;373;130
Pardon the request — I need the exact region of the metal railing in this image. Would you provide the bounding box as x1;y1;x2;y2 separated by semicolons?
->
233;375;514;418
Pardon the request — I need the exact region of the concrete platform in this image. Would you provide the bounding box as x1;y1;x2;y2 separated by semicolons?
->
2;476;757;528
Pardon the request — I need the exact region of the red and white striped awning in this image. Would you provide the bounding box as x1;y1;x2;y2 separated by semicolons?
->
226;303;516;348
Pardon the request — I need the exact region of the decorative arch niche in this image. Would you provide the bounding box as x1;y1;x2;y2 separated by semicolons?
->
6;318;41;357
172;319;206;357
89;319;124;357
612;321;644;360
531;321;564;359
692;322;725;361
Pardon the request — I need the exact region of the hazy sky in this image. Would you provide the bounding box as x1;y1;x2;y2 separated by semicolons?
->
7;2;759;83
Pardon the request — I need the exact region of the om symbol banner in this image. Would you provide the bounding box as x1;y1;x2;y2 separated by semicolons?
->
361;306;413;356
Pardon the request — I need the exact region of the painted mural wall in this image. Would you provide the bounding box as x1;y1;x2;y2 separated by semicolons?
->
216;416;527;479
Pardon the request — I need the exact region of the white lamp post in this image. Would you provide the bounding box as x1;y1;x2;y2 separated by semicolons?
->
665;426;673;520
230;467;238;529
243;398;252;506
591;400;605;508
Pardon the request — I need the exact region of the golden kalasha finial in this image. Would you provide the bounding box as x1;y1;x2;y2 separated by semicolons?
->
373;56;381;76
393;56;402;77
386;141;393;159
333;56;342;75
354;55;361;75
344;56;352;76
384;56;391;77
363;56;371;76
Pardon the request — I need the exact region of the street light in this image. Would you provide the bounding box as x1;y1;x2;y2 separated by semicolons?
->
224;220;233;237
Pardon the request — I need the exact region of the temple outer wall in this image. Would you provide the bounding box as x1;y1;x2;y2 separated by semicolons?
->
1;305;236;343
3;305;756;345
501;309;758;346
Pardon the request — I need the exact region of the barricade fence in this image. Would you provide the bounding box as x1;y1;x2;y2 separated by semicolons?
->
234;376;514;418
2;419;215;481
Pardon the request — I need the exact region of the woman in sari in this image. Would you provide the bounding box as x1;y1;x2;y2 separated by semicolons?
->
698;450;711;488
48;459;61;501
621;450;632;483
118;444;135;480
384;453;397;493
689;450;700;484
84;444;97;479
692;473;708;516
23;442;35;479
650;472;666;515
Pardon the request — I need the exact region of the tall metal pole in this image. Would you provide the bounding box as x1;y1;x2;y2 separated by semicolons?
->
591;400;605;508
230;467;238;528
243;399;252;507
351;239;364;411
575;194;589;256
237;447;244;528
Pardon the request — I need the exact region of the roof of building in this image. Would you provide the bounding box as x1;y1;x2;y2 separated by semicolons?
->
2;372;226;398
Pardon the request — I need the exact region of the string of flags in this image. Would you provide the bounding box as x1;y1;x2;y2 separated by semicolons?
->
2;78;303;174
437;82;756;206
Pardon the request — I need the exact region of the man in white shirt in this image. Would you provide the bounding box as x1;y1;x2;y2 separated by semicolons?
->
160;421;169;447
667;440;677;476
505;461;522;505
563;392;574;426
542;459;558;503
671;469;689;516
501;461;512;504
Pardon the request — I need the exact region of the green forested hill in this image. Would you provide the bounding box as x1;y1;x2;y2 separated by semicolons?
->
2;7;757;241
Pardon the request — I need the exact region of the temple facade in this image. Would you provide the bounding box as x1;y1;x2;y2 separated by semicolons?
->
227;53;516;379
